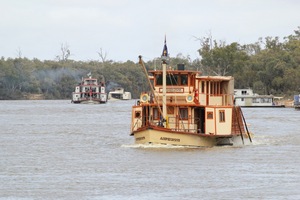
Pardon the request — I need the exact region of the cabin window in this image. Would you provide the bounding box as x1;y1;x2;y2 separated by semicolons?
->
135;111;141;118
153;108;160;120
201;81;205;93
207;111;213;119
156;75;162;85
179;108;188;120
167;106;174;114
219;110;225;122
156;74;180;86
242;90;247;95
166;74;177;85
261;98;271;103
180;75;188;85
252;98;259;103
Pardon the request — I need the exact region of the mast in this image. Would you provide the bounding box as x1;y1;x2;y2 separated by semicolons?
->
138;56;164;119
161;36;169;122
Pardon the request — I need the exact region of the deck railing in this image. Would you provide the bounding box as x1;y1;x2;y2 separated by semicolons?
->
132;115;201;134
141;93;234;106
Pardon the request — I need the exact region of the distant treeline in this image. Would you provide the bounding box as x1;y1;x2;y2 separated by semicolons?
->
1;27;300;100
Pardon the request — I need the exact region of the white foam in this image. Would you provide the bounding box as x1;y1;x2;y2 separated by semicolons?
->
121;143;199;149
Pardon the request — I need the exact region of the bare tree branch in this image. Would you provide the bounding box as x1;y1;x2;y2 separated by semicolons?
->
56;43;71;61
97;48;107;62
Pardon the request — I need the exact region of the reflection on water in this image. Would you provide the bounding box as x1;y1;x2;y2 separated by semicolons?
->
0;100;299;199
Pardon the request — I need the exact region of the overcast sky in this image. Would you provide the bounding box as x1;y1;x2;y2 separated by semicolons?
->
1;0;300;62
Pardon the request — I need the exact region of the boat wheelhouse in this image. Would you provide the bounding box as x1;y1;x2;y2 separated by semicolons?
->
130;39;252;147
71;73;107;104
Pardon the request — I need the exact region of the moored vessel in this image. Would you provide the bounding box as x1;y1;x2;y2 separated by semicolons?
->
234;88;284;107
130;38;252;147
108;87;132;101
294;94;300;110
71;73;107;104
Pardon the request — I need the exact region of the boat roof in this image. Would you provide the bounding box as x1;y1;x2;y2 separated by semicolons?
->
199;75;233;81
148;70;232;80
148;69;201;75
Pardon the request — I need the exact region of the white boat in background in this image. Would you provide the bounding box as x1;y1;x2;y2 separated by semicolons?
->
294;94;300;110
108;87;132;100
71;73;107;104
234;89;284;107
130;38;252;147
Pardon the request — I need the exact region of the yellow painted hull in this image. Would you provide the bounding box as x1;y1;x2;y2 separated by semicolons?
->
133;128;251;147
133;128;217;147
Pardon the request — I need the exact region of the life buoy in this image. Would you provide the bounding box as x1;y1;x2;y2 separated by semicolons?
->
140;94;149;103
186;94;194;103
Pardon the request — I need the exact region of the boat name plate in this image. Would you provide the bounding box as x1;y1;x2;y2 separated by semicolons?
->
159;88;184;93
160;137;180;142
136;137;145;141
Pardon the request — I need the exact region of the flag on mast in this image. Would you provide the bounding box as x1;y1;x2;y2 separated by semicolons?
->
161;35;168;57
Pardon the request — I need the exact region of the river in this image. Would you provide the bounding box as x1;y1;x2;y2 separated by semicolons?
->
0;100;299;199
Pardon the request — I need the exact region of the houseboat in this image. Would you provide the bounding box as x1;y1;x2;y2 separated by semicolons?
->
108;87;132;100
71;73;107;104
130;39;252;147
234;89;283;107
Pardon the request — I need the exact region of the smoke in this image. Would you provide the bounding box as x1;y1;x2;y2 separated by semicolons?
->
106;81;121;92
33;68;86;82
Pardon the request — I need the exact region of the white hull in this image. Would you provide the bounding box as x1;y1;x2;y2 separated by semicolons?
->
72;98;106;104
108;96;130;101
79;100;101;104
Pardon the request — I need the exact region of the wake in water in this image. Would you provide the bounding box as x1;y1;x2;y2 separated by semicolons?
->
121;143;251;149
121;130;300;149
121;143;198;149
249;133;300;146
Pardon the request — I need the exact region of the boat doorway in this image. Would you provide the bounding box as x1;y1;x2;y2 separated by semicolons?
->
142;106;150;127
195;107;205;134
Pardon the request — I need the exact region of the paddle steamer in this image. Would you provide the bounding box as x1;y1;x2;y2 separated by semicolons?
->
130;39;252;147
71;73;107;104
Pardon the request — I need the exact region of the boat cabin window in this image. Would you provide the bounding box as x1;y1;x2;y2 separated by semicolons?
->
155;74;188;86
219;110;225;122
179;108;188;120
261;98;272;103
180;75;188;85
201;81;205;93
153;108;160;120
252;98;259;103
135;111;141;118
167;106;174;114
156;75;162;85
207;112;213;119
167;74;177;85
